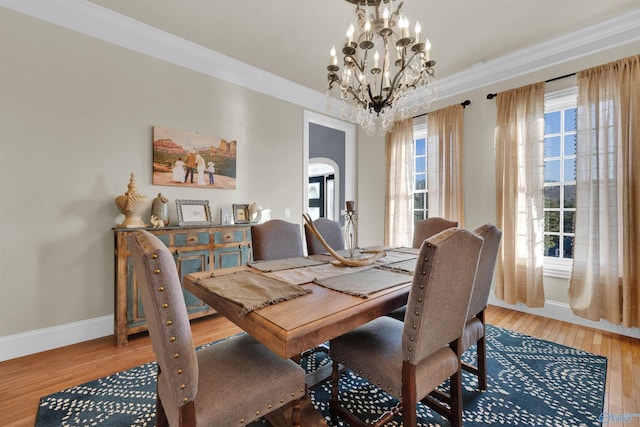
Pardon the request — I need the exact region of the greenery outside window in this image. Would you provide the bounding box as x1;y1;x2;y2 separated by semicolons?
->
543;87;577;278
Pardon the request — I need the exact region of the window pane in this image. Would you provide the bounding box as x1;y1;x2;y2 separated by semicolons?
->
544;136;561;157
564;185;576;208
414;192;425;210
544;160;561;182
415;156;425;172
545;111;561;134
545;235;560;257
414;211;424;222
544;186;560;208
564;134;576;156
564;211;575;233
545;211;560;232
563;236;574;259
564;108;576;132
415;173;426;190
564;158;575;181
415;138;425;156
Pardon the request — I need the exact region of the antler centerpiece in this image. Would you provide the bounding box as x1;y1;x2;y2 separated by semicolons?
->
303;214;386;267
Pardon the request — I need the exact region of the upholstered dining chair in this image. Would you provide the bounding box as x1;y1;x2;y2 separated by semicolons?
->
386;217;459;321
329;228;484;427
304;217;345;255
411;217;459;248
461;224;502;390
251;219;305;261
130;230;306;427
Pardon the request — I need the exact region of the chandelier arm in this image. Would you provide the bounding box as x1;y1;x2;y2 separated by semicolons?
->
379;49;425;107
346;53;367;76
347;86;369;109
388;2;404;26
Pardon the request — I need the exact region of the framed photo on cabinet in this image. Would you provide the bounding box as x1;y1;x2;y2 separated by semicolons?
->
232;204;250;224
176;199;212;226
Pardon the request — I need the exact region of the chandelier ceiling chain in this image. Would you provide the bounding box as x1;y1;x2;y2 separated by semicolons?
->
327;0;437;135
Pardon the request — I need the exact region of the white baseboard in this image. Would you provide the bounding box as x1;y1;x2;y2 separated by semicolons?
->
2;299;638;362
488;296;640;339
0;315;114;362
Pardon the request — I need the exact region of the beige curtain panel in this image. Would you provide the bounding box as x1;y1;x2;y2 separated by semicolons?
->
494;82;546;308
570;55;640;328
384;118;414;247
427;104;465;225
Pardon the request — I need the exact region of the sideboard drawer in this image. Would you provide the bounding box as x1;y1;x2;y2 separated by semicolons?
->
214;229;245;244
173;230;210;246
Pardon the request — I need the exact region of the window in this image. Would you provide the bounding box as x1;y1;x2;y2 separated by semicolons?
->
413;123;428;223
543;88;577;277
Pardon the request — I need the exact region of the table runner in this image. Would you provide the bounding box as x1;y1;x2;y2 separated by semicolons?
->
266;263;374;285
377;258;417;274
195;270;311;315
248;256;327;272
313;268;412;297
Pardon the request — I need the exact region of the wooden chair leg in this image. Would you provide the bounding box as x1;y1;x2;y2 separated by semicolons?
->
449;369;463;427
477;312;488;390
329;359;340;417
291;398;301;427
402;362;418;427
156;392;168;427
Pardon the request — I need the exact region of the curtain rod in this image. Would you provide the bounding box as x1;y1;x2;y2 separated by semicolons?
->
486;73;576;100
413;99;471;119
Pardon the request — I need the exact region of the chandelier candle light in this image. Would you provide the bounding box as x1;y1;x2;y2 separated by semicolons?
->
327;0;436;135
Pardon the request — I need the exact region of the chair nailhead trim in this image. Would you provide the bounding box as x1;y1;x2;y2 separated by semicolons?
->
151;253;158;259
170;336;176;342
182;397;188;403
177;369;183;374
154;269;161;274
180;384;186;389
173;353;180;359
158;286;165;292
166;320;172;326
162;303;168;308
240;419;246;424
255;410;260;415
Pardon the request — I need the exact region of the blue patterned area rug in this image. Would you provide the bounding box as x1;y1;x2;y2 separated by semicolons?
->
35;325;607;426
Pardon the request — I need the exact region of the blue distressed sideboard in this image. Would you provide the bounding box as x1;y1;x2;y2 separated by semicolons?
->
113;225;252;346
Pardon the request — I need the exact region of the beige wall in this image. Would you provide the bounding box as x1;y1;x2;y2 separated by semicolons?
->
0;9;303;336
1;7;639;344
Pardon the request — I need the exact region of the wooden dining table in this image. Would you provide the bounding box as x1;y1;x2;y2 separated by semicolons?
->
183;248;418;426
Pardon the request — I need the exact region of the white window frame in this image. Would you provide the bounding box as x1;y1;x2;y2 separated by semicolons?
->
543;87;577;279
412;122;428;238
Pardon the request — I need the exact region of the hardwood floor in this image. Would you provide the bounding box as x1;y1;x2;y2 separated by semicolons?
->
1;306;639;427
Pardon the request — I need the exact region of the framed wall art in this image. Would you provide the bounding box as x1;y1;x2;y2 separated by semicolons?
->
152;125;237;189
232;204;250;224
176;199;212;226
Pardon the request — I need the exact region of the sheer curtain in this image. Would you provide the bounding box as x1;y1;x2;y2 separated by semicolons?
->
427;104;465;224
384;118;414;247
494;83;546;307
569;55;640;328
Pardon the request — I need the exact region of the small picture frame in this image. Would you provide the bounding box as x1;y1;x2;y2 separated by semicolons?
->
232;203;250;224
176;199;212;226
220;208;233;225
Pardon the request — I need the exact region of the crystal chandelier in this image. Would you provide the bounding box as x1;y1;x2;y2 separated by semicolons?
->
327;0;437;135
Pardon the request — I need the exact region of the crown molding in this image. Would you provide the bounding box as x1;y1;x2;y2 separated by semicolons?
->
2;0;639;117
433;8;640;99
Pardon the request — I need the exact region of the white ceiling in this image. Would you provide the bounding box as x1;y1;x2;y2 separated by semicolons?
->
85;0;640;95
